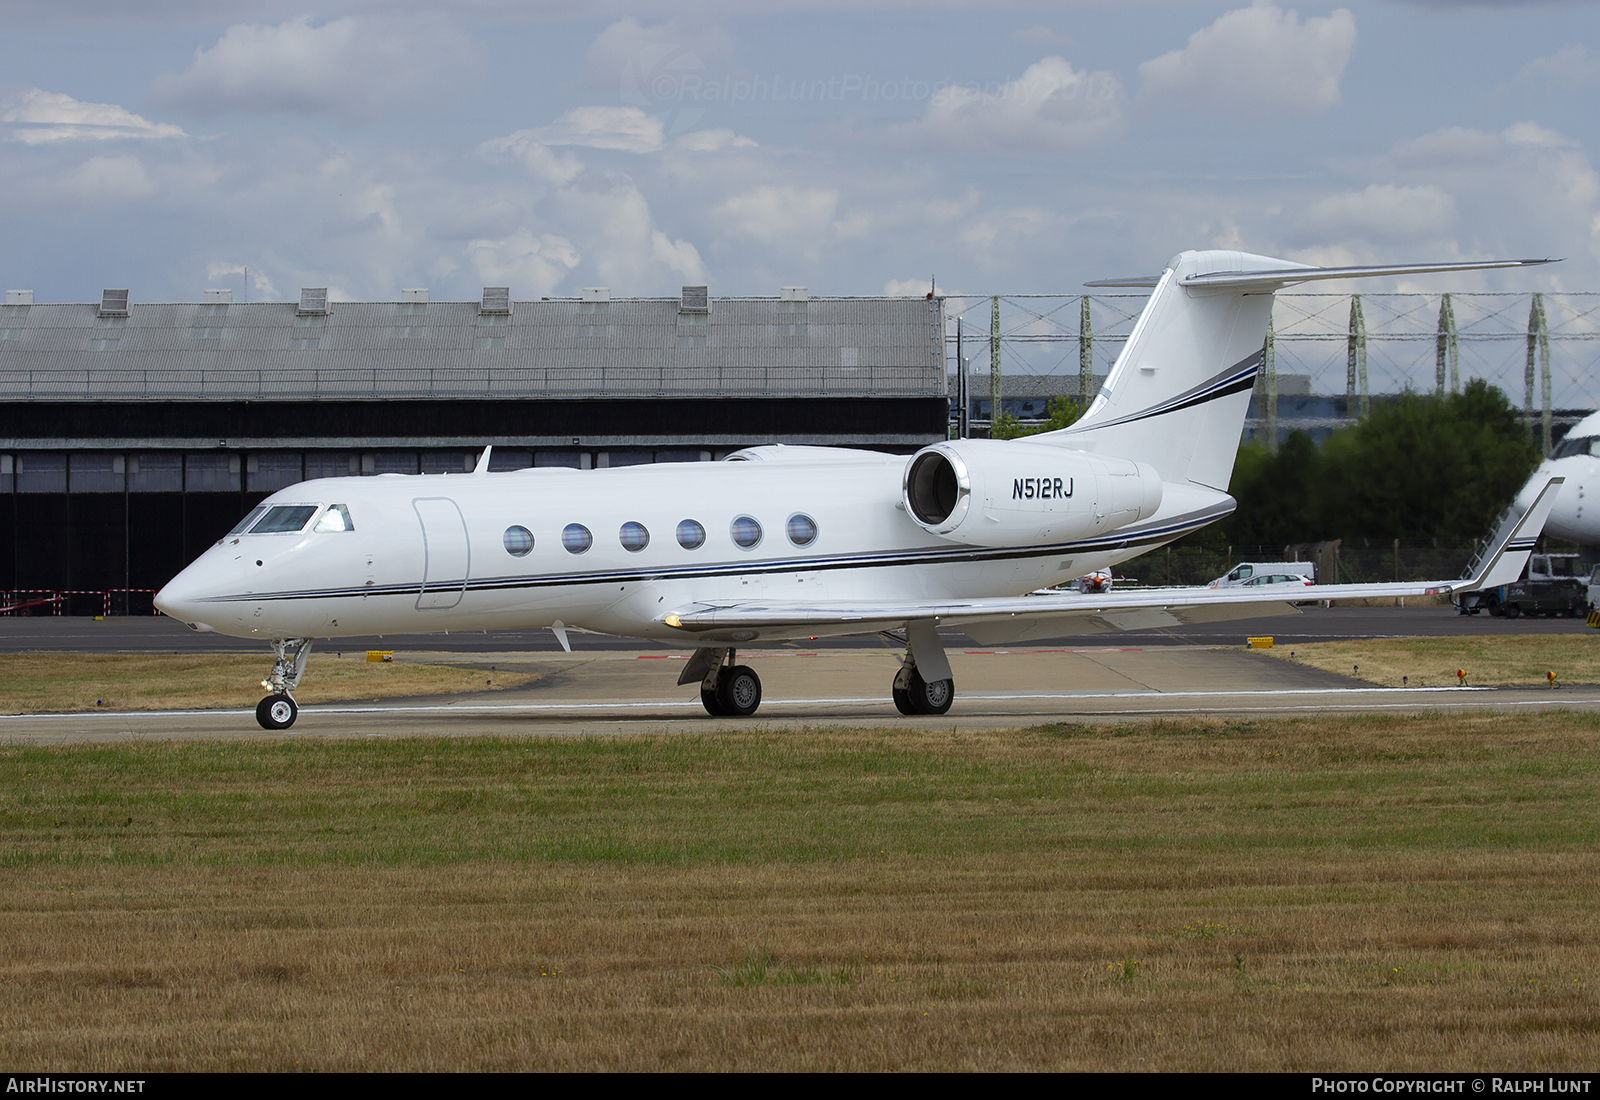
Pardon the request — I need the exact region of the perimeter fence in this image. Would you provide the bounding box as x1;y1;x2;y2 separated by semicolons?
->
945;291;1600;450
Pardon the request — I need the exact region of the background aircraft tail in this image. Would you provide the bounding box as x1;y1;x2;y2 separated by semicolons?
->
1031;251;1551;492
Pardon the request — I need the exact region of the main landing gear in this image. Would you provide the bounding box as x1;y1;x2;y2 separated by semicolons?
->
675;618;957;719
892;665;954;716
891;619;954;716
256;637;311;730
680;648;762;717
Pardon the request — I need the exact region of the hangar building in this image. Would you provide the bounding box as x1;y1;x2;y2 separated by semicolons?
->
0;285;946;613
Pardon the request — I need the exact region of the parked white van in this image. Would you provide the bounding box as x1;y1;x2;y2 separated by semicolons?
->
1208;562;1315;589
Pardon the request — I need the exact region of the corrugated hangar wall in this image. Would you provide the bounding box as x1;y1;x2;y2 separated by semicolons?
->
0;288;948;611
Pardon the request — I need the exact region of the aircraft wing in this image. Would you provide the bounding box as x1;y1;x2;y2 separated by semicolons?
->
662;579;1452;644
662;476;1565;645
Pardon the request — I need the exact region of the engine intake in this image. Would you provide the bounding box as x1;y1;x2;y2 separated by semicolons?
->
907;448;965;526
901;439;1162;547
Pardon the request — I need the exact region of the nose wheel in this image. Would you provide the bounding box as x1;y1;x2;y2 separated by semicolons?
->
256;694;299;730
256;637;312;730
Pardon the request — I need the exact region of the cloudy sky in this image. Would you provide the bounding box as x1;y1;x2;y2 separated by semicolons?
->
1;1;1597;304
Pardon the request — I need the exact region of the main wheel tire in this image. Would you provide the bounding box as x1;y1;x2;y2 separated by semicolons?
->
892;685;916;716
717;665;762;716
700;682;727;716
256;693;298;731
905;669;954;716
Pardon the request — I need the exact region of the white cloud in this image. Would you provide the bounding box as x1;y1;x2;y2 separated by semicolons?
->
476;116;715;292
0;88;185;144
150;15;477;124
59;155;159;203
1279;121;1600;286
673;128;758;153
489;107;667;155
832;191;979;242
252;268;278;301
883;277;933;297
650;230;704;282
586;17;735;93
1136;5;1357;115
895;57;1123;153
716;186;840;246
1300;184;1458;242
956;206;1074;271
1389;126;1506;169
1512;44;1600;92
1504;121;1576;151
465;228;580;298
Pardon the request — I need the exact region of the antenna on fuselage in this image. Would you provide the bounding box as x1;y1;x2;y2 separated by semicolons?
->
474;445;492;475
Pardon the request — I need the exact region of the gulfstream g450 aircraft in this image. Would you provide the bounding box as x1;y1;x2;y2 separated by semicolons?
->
154;250;1559;730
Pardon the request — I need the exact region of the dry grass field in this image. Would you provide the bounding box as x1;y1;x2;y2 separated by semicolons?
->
0;653;536;714
1267;634;1600;688
2;712;1597;1071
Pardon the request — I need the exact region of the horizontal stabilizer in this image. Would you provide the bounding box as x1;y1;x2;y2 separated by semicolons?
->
1178;258;1552;291
1085;258;1553;292
1083;275;1164;288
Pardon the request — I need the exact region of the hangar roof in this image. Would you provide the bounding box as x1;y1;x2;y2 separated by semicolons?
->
0;296;944;402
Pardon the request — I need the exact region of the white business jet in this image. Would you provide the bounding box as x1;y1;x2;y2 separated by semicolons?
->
154;250;1559;730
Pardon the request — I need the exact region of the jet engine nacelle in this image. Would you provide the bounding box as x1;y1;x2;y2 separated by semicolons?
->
902;439;1163;547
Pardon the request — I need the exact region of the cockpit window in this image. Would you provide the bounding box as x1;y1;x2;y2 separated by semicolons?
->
229;506;267;536
1552;435;1600;459
250;504;320;534
313;503;354;533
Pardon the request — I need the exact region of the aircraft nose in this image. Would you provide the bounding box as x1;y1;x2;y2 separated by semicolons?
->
154;560;219;632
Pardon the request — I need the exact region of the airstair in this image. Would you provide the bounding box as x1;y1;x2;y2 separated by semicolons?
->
1461;500;1524;580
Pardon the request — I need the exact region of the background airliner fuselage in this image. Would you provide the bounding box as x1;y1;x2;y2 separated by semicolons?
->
1519;408;1600;547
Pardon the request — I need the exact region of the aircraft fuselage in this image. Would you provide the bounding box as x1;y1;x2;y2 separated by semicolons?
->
154;451;1208;645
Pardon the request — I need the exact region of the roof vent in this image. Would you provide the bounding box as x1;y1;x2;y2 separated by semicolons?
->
480;287;511;315
5;290;33;306
203;289;232;304
98;289;129;317
401;288;429;304
582;287;610;303
780;286;807;301
680;285;708;314
297;287;329;316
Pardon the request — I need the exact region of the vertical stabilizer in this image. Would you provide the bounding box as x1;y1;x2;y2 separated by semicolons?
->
1034;250;1285;490
1033;251;1551;492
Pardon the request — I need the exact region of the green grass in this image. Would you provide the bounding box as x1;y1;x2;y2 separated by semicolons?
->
4;713;1599;869
3;713;1597;1070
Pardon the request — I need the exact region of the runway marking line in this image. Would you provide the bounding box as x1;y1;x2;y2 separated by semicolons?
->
7;683;1597;722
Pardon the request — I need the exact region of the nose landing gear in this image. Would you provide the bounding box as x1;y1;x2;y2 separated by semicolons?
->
256;694;298;730
257;637;312;730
